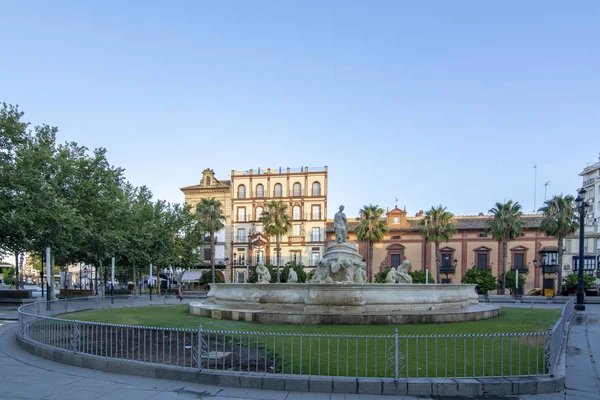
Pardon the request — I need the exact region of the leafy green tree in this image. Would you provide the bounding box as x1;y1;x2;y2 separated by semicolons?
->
355;204;388;283
462;267;497;294
375;271;388;283
497;270;526;294
486;201;525;294
259;200;292;283
196;198;225;283
2;268;16;286
538;195;578;295
419;206;457;284
563;273;596;293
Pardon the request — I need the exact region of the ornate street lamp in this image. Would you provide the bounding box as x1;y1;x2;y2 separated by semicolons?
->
574;188;587;311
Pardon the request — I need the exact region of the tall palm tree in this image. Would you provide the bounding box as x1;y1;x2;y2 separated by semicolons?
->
419;206;457;284
259;200;292;283
355;204;388;283
196;198;225;283
486;200;525;294
538;195;578;295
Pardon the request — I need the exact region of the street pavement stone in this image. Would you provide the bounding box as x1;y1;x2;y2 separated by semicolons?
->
2;303;600;399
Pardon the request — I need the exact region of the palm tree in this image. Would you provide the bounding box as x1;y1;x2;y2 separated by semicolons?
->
419;206;457;284
196;198;225;283
355;205;388;283
486;201;525;294
538;195;578;295
259;200;292;283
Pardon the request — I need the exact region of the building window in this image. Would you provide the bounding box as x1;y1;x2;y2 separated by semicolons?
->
293;205;302;220
203;248;211;260
311;251;320;266
238;184;246;199
312;205;321;220
312;182;321;196
290;251;301;265
390;254;401;268
513;253;525;270
292;224;302;236
391;235;400;240
274;183;282;197
206;176;211;186
236;228;246;242
237;207;246;222
255;206;263;220
478;233;487;238
293;182;302;197
311;227;321;241
256;184;264;198
391;217;400;224
255;225;264;233
441;253;452;269
573;256;596;273
477;253;488;269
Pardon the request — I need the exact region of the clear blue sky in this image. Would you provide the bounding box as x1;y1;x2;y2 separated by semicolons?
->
1;1;599;218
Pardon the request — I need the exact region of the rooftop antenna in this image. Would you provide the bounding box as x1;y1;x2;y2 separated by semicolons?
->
544;181;550;202
532;165;538;213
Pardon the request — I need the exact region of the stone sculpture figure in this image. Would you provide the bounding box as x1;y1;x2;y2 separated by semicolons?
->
256;261;271;283
334;205;348;243
386;267;398;283
287;269;298;283
396;260;413;284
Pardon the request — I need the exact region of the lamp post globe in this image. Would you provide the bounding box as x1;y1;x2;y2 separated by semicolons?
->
574;188;587;311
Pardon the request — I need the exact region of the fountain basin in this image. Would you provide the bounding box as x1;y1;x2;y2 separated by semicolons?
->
189;283;500;325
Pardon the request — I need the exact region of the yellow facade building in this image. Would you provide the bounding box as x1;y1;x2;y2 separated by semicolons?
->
327;206;560;293
181;166;328;282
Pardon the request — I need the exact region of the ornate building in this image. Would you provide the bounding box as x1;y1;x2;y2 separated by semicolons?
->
181;166;328;282
327;206;559;293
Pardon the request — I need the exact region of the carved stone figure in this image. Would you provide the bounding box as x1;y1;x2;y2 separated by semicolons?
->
256;262;271;283
396;260;413;284
287;269;298;283
386;267;398;283
333;205;348;243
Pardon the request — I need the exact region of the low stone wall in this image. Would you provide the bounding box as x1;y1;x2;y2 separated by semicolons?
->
16;334;564;396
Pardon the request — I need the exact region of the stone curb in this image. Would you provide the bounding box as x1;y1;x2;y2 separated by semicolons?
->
16;334;565;396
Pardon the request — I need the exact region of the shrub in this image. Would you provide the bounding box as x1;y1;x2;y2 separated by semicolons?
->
409;269;435;284
281;262;307;283
564;273;596;292
462;267;497;294
375;271;388;283
497;270;526;294
247;264;277;283
306;269;316;282
198;270;224;288
2;268;15;286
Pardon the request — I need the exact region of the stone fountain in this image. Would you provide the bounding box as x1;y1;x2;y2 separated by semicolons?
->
189;205;500;324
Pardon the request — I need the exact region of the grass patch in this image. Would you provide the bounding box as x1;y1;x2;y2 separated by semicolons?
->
64;305;559;335
59;306;559;378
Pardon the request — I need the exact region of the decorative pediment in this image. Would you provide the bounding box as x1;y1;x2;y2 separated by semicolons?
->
386;206;411;228
510;245;529;252
474;246;492;252
439;246;456;253
386;243;406;251
250;233;267;248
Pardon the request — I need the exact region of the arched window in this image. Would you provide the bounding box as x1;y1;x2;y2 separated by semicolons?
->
293;182;302;197
255;206;263;220
312;181;321;196
256;184;264;198
206;176;211;186
293;205;302;220
274;183;282;197
238;184;246;199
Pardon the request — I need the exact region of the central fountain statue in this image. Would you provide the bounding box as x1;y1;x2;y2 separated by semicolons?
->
310;205;370;284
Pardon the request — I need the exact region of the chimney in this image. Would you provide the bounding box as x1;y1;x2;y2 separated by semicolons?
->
415;210;424;218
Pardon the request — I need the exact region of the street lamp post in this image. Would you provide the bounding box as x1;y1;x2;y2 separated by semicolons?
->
575;188;587;311
19;253;24;289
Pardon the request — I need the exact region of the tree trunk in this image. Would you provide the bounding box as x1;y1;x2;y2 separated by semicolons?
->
557;236;563;295
276;235;281;283
132;263;136;296
14;253;19;290
156;269;161;295
501;241;508;295
211;231;216;283
49;253;55;300
368;241;374;283
435;242;440;284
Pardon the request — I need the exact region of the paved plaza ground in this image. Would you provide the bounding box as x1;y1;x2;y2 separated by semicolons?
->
0;301;598;400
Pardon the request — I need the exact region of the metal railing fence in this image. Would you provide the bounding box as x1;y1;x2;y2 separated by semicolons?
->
18;297;573;379
548;298;575;374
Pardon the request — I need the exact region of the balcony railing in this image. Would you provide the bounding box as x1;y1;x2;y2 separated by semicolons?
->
307;233;326;242
542;265;558;274
440;266;456;275
234;235;248;242
511;266;529;274
583;177;595;186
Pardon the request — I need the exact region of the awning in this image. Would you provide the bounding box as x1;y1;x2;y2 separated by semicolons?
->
181;269;207;282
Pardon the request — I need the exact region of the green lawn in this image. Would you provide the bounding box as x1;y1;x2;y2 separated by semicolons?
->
58;305;559;378
64;305;559;335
